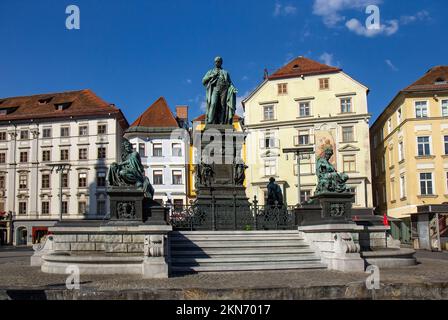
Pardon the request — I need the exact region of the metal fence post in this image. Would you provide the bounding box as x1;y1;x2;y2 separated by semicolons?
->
211;195;216;231
253;196;258;230
233;191;237;230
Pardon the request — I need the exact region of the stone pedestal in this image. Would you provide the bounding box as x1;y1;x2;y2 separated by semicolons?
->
107;187;169;225
108;187;146;223
296;192;355;226
193;125;252;229
298;224;365;272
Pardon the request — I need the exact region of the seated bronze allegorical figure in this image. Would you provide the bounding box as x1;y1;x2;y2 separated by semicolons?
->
107;138;155;199
315;146;349;194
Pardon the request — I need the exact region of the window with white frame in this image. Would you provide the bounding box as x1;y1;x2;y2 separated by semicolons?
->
20;151;28;163
299;102;310;117
172;143;182;157
62;173;69;188
18;201;27;215
420;173;434;195
277;83;287;95
319;78;329;90
153;143;163;157
98;124;107;135
172;170;183;185
0;175;5;189
60;127;70;137
60;149;69;161
398;141;405;162
97;147;106;159
340;98;352;113
41;201;50;215
297;130;310;146
19;174;28;189
343;155;356;172
78;173;87;188
78;201;87;214
397;108;402;124
0;132;6;141
444;136;448;155
138;143;146;157
62;201;68;215
263;131;277;149
42;128;52;138
417;136;431;156
442;100;448;117
42;150;51;162
264;159;276;176
0;152;6;164
79;125;88;136
263;105;275;121
79;148;88;160
389;147;394;167
387;119;392;134
415;101;428;118
400;175;406;199
20;130;29;140
342;126;354;142
41;174;50;189
153;170;163;185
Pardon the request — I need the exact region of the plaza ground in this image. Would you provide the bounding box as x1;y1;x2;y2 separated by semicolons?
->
1;246;448;300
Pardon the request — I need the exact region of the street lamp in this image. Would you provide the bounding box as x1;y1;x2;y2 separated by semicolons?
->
282;147;314;207
48;163;71;221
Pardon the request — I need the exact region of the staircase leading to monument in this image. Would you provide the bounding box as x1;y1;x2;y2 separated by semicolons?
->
169;231;326;274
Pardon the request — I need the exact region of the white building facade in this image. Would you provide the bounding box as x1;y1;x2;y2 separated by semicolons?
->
125;97;189;208
0;90;128;245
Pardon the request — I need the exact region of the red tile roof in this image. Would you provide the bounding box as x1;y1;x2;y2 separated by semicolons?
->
404;66;448;92
130;97;180;128
268;56;341;80
192;114;241;122
0;89;128;128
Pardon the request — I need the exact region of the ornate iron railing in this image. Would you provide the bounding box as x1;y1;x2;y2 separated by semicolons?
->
168;201;297;231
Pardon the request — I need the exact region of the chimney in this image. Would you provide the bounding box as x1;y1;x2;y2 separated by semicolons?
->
176;105;188;128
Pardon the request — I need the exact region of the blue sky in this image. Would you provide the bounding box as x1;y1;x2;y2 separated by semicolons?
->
0;0;447;124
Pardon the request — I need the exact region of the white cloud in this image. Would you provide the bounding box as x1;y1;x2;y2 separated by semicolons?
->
400;10;431;25
345;18;398;37
274;2;297;17
313;0;382;27
319;52;334;66
385;59;398;71
235;91;251;118
186;79;192;84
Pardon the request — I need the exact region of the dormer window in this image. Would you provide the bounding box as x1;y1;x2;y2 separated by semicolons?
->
292;64;299;69
435;77;447;85
38;97;53;105
55;102;72;111
0;107;18;116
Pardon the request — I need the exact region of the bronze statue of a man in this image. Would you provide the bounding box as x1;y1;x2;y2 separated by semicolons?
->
107;139;155;199
202;56;238;125
315;146;349;194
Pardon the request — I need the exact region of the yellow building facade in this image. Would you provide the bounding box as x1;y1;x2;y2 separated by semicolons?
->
370;66;448;220
243;56;373;207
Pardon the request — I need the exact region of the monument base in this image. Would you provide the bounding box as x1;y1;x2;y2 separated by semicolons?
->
296;192;356;226
32;222;172;278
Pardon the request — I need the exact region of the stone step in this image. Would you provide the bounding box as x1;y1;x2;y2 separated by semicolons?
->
171;254;321;265
173;231;300;236
171;247;315;256
170;235;304;241
170;241;309;249
171;262;327;273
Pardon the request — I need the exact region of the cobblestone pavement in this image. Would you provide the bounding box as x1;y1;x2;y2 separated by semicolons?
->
1;247;448;293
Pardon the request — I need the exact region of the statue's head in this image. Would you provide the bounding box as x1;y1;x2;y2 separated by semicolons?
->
214;56;223;68
323;146;334;160
122;138;134;154
269;177;275;183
